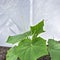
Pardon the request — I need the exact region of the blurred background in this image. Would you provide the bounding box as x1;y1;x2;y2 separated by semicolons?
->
0;0;60;46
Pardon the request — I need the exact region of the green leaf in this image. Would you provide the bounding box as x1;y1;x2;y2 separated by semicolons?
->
30;20;45;36
6;47;18;60
7;31;32;44
14;37;48;60
48;39;60;60
6;20;48;60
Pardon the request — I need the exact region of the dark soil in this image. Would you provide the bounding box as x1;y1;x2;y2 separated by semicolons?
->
0;46;10;60
37;55;51;60
0;46;51;60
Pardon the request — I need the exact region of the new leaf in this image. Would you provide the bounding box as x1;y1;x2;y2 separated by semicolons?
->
30;20;45;36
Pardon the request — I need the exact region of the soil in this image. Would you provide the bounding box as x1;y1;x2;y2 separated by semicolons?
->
0;46;10;60
0;46;51;60
37;55;51;60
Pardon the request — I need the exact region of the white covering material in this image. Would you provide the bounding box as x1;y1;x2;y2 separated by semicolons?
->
0;0;30;46
0;0;60;46
33;0;60;41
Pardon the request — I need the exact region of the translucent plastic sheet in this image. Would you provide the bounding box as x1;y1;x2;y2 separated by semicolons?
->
0;0;30;46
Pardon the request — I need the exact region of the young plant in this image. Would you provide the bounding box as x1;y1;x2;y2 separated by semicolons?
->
48;39;60;60
6;20;48;60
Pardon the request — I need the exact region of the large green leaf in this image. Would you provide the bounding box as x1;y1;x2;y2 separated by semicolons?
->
6;47;18;60
48;39;60;60
30;20;45;36
14;37;48;60
7;31;32;44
